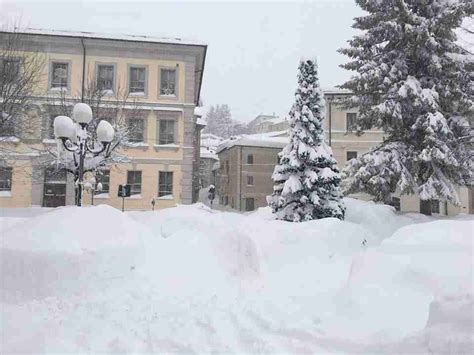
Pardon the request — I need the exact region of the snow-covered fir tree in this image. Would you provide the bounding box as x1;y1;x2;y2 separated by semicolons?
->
269;59;345;222
339;0;473;205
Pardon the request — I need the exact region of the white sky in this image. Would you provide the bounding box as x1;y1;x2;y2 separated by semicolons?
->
0;0;363;123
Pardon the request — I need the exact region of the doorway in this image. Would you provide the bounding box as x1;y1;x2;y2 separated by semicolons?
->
43;168;67;207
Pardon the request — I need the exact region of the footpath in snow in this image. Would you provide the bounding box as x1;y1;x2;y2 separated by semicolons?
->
0;198;472;353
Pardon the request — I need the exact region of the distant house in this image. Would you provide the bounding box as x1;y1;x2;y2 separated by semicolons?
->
216;132;287;211
246;114;285;134
254;116;288;134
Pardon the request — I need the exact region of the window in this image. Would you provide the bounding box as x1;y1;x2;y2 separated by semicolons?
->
51;62;69;89
224;196;229;205
160;68;176;95
95;170;110;194
158;171;173;197
0;58;20;83
127;171;142;195
127;118;144;143
97;65;114;92
0;119;15;137
129;66;146;94
245;197;255;211
390;197;401;211
47;114;56;139
247;154;254;164
431;199;440;214
225;160;229;175
247;175;254;186
0;167;12;192
346;112;357;132
158;119;175;144
346;151;358;161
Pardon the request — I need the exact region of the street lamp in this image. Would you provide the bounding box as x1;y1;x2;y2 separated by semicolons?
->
54;102;115;206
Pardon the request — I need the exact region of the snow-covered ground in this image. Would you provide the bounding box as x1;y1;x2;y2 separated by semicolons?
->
1;199;472;353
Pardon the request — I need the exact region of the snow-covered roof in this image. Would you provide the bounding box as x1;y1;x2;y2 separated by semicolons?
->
200;147;219;160
216;133;288;153
201;133;224;150
256;116;286;126
196;118;207;126
194;106;205;117
9;28;206;47
322;87;352;95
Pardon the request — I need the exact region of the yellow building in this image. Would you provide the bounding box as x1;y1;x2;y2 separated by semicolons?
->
0;29;207;210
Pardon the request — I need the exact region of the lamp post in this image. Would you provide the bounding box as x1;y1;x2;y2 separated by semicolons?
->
54;103;115;207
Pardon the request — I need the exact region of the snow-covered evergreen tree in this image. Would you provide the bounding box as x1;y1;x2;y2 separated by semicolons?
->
339;0;473;205
269;59;345;222
203;104;235;138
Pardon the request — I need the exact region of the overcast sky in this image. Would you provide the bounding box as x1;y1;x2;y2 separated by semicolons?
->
0;0;363;123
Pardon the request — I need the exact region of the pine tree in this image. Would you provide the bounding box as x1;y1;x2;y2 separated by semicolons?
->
339;0;473;206
203;104;235;138
269;59;345;222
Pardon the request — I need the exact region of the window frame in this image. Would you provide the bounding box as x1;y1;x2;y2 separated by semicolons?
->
0;167;13;192
390;196;401;211
346;151;358;161
245;197;255;211
95;169;110;195
127;170;142;196
158;119;176;145
431;199;440;214
128;64;148;96
0;57;21;83
158;65;179;98
127;118;145;143
247;154;254;165
158;171;174;197
49;60;71;91
247;175;254;186
96;62;116;94
346;112;357;132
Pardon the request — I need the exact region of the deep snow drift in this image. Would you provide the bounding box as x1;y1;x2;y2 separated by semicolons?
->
1;199;472;353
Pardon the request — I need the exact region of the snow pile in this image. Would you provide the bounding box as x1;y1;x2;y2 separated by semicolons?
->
0;200;472;353
337;219;474;350
1;205;152;303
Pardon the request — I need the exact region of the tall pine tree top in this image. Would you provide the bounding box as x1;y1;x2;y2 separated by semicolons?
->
339;0;473;205
269;59;345;222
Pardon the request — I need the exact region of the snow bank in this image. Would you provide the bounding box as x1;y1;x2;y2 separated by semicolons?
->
1;205;152;303
1;200;472;353
338;219;473;346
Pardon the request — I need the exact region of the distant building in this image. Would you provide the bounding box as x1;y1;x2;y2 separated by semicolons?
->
199;132;222;189
254;116;288;134
199;147;219;188
247;114;283;134
216;132;286;211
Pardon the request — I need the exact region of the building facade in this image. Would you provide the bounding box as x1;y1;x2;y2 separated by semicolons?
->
216;90;473;215
216;135;286;211
0;29;207;210
324;89;473;215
